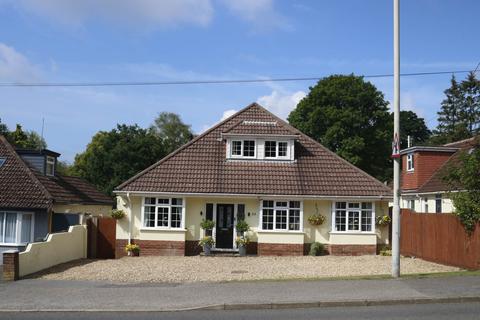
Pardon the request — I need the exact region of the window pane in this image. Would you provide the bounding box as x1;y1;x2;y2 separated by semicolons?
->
289;209;300;230
5;212;17;243
335;210;346;231
157;207;169;227
265;141;276;157
348;211;360;231
237;204;245;221
171;207;182;228
278;142;287;157
232;141;242;156
276;201;287;207
243;140;255;157
21;214;32;243
361;202;372;209
361;211;372;231
289;201;300;208
262;208;274;230
348;203;360;209
275;209;287;229
336;202;346;209
144;206;155;227
263;200;274;208
157;198;169;204
144;197;156;205
172;198;183;206
0;212;4;242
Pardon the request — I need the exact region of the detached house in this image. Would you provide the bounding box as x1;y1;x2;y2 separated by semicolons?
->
115;103;392;256
400;137;476;213
0;135;113;263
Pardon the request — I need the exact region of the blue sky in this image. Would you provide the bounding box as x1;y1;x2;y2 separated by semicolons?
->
0;0;478;162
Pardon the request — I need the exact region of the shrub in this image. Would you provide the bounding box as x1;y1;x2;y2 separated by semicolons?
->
379;245;392;256
376;215;391;226
124;243;140;254
200;219;215;230
110;209;126;220
309;242;325;256
199;236;215;247
235;236;250;247
236;220;250;233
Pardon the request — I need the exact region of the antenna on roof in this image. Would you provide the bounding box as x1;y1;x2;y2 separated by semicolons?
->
40;117;45;150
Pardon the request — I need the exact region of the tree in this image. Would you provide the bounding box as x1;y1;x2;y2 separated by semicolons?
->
394;110;431;148
5;123;47;149
0;118;8;138
71;124;166;195
288;74;392;181
460;71;480;135
150;112;193;154
443;137;480;233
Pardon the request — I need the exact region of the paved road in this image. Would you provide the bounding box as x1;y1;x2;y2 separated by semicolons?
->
1;302;479;320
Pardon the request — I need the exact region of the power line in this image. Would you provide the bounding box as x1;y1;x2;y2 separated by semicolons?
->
0;69;474;88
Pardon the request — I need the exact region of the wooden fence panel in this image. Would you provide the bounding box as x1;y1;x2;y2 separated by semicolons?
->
400;209;480;270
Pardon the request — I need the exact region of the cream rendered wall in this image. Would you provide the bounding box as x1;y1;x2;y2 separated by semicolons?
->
19;225;87;277
303;200;331;244
400;194;454;213
257;231;304;244
52;204;112;217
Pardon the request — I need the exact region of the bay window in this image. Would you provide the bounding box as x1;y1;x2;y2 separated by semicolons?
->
333;202;374;232
261;200;302;231
0;211;33;244
143;197;184;229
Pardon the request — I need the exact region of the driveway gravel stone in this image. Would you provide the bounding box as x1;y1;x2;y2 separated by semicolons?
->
29;255;460;283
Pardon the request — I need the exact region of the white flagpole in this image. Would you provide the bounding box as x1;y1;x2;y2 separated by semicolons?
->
392;0;401;278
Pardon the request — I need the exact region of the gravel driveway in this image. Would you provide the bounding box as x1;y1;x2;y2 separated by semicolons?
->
30;256;460;283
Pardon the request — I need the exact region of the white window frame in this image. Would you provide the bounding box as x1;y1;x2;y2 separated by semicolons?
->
230;140;256;159
259;200;303;232
264;140;290;159
435;194;442;213
141;197;185;230
0;211;35;245
46;156;55;176
331;202;375;233
406;153;414;172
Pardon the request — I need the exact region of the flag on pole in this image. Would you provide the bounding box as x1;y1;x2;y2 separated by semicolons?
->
392;132;400;158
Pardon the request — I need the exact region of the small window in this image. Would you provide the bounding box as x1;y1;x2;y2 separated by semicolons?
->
435;194;442;213
0;157;6;168
406;153;414;171
243;140;255;157
424;198;429;213
232;141;242;156
278;142;288;157
46;156;55;176
409;199;415;211
265;141;277;158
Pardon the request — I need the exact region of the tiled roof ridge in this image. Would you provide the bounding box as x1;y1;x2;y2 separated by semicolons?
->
0;135;53;205
443;136;477;147
115;103;260;191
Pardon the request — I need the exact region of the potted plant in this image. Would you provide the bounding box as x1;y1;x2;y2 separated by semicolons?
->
199;236;215;256
111;209;126;220
235;236;249;256
376;215;391;227
235;219;250;236
308;242;325;256
125;243;140;257
307;204;326;226
200;219;215;236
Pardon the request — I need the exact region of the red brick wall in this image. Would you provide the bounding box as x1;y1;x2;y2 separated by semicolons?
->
132;240;185;256
2;251;19;281
402;151;452;190
185;240;202;256
258;243;304;256
329;245;376;256
115;239;128;259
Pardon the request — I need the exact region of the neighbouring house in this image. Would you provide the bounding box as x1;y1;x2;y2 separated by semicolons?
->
399;137;477;213
0;135;113;263
114;103;392;256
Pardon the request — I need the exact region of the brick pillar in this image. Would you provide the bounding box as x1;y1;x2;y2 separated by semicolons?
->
3;250;19;281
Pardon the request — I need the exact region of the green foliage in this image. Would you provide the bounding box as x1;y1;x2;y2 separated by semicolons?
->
56;160;74;176
309;242;325;256
125;243;140;254
235;236;250;246
199;236;215;247
394;111;431;148
307;214;326;226
235;220;250;233
110;209;126;220
375;215;391;226
288;74;392;181
443;138;480;233
150;112;194;154
379;245;392;256
8;124;46;149
70;124;166;195
431;73;480;144
200;219;215;230
0;118;9;137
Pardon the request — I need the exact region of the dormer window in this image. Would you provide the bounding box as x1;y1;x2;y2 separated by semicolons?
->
406;153;414;172
231;140;256;158
265;141;277;158
46;156;55;176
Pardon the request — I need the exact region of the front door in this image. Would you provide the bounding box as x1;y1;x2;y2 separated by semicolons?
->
216;204;234;249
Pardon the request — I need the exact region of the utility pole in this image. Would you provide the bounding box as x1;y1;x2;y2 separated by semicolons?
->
392;0;401;278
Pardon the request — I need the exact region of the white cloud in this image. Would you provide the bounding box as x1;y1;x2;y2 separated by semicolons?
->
257;90;306;119
221;0;291;32
199;108;238;133
5;0;214;28
0;43;41;82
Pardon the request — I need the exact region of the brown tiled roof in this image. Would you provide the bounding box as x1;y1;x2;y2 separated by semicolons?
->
0;135;52;209
0;135;112;210
417;138;477;193
117;103;392;198
223;119;297;136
